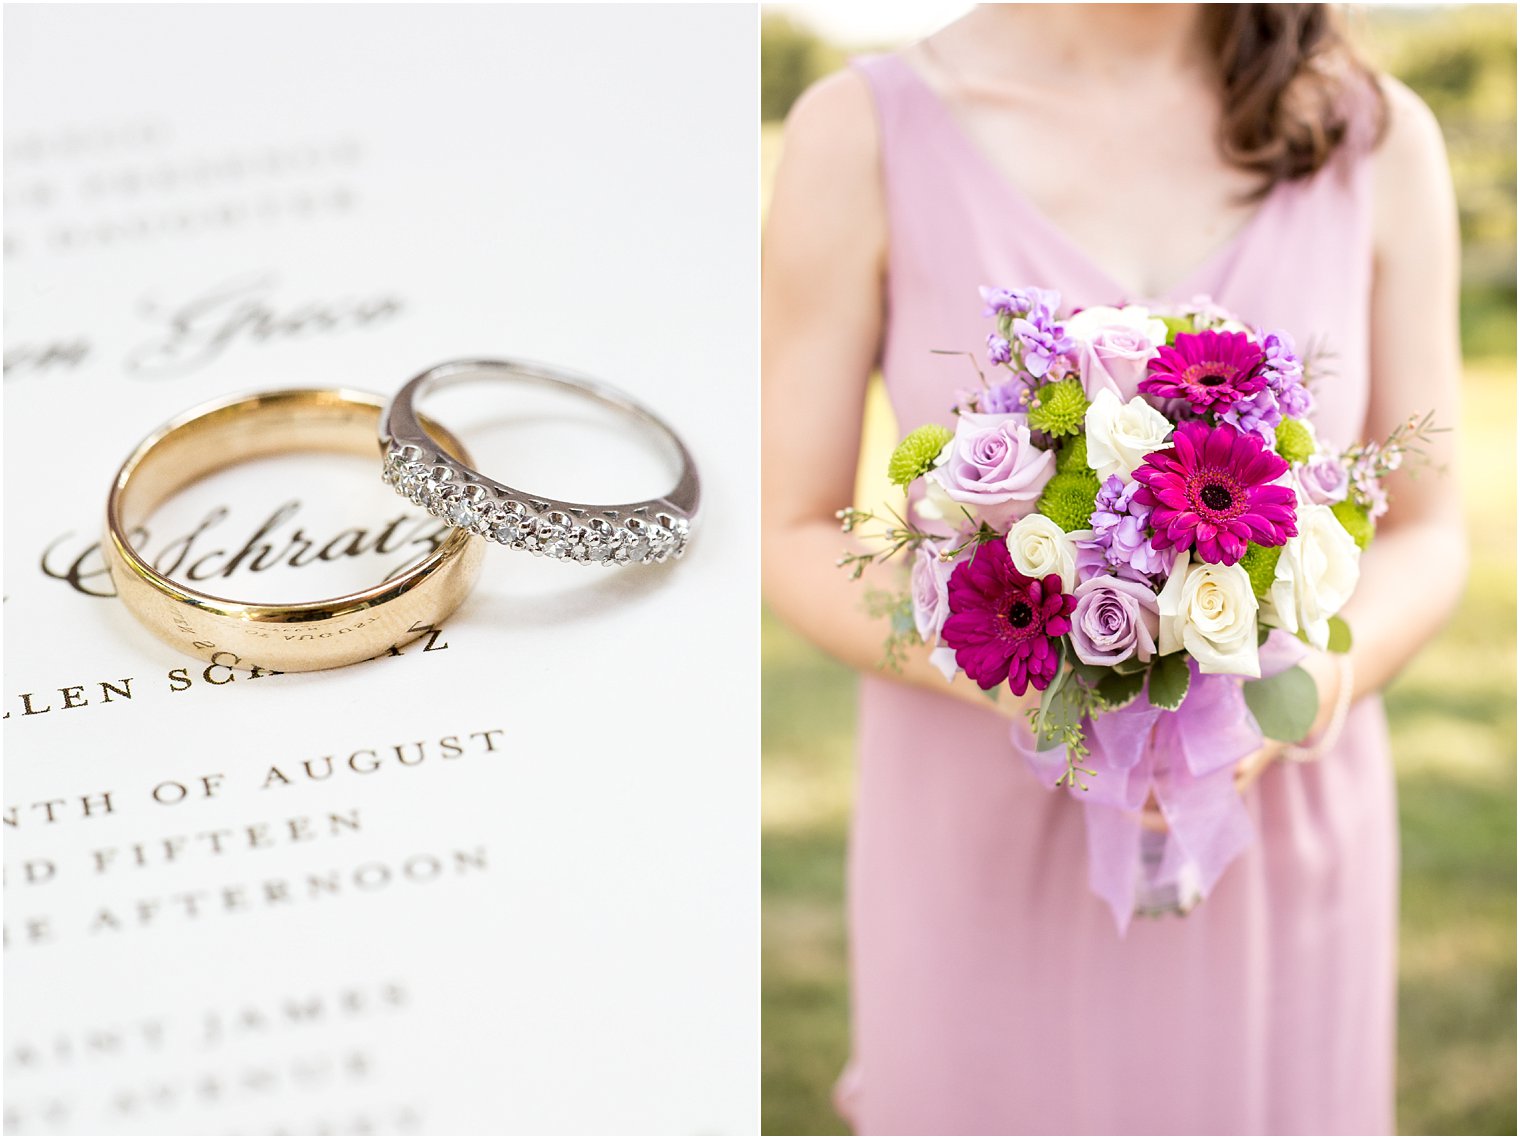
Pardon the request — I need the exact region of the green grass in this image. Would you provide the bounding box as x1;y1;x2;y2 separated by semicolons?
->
761;363;1517;1136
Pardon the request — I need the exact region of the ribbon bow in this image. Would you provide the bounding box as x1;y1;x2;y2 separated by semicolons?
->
1013;634;1306;933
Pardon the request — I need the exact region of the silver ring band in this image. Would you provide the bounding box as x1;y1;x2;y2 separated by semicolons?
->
379;358;699;566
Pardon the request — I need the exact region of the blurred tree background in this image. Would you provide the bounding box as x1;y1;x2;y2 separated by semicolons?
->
762;5;1516;1136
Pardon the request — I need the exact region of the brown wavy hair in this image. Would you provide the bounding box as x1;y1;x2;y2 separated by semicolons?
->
1201;4;1388;199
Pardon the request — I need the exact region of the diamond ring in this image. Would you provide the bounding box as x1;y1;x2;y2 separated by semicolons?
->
379;359;699;566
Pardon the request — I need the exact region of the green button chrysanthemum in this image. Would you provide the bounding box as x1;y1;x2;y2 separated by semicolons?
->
1331;498;1375;550
1239;541;1282;599
1055;434;1089;474
1036;470;1101;533
1275;418;1316;465
887;424;954;488
1026;379;1089;438
1159;314;1195;344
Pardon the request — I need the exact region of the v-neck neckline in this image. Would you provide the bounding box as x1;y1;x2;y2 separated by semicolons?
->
887;52;1284;306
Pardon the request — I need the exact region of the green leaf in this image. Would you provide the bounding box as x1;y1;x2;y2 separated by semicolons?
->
1148;654;1191;711
1112;653;1150;675
1070;661;1108;687
1327;615;1353;654
1043;641;1069;696
1257;622;1273;646
1096;669;1146;710
1242;665;1319;743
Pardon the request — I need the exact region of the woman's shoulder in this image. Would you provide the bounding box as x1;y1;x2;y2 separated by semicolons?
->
779;63;883;187
1363;71;1457;258
1368;72;1449;171
785;62;879;144
769;63;890;264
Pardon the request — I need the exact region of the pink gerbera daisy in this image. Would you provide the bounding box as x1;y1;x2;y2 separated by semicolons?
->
941;541;1075;696
1132;420;1297;565
1140;329;1266;415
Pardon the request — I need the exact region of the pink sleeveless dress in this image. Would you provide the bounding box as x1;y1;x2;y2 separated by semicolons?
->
841;53;1396;1135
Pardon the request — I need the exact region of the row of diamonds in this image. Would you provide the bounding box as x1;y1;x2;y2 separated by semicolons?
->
381;446;689;566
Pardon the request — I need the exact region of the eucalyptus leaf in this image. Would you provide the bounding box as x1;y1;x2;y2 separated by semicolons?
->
1327;615;1353;654
1242;665;1319;742
1148;654;1191;711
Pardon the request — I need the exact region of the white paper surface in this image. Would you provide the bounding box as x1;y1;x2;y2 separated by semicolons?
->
3;5;759;1134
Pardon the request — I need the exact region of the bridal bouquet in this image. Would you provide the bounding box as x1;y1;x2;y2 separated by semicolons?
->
841;286;1433;930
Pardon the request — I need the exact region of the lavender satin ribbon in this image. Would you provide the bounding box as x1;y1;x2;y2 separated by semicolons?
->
1016;633;1307;933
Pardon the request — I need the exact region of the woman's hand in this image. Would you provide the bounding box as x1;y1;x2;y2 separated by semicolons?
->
1232;739;1287;797
1141;647;1347;830
1232;645;1347;793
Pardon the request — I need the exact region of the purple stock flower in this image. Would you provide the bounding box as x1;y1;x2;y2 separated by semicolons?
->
987;333;1013;366
1080;474;1171;579
1012;310;1075;381
978;376;1032;415
980;285;1061;319
1221;387;1282;443
1261;330;1313;419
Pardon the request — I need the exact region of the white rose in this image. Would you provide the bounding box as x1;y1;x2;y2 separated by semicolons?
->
1084;389;1174;483
914;475;962;525
1262;503;1361;649
1156;552;1261;677
1005;513;1081;593
1064;304;1167;349
912;441;961;525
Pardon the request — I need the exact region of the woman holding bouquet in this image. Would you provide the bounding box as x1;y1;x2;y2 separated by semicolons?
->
762;4;1464;1134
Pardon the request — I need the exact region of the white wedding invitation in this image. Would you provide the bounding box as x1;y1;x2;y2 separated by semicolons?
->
4;5;759;1134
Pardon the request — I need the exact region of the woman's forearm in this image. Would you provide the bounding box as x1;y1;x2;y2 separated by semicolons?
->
1337;516;1468;700
763;516;1026;717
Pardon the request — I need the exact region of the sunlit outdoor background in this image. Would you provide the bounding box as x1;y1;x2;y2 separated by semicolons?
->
761;5;1517;1135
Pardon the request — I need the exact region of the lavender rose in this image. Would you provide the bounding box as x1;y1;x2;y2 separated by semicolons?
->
1066;305;1164;403
1078;325;1159;403
1068;575;1162;667
911;541;962;680
1295;455;1350;506
911;542;953;643
925;413;1055;529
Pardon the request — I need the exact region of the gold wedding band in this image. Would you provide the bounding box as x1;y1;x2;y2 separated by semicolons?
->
104;388;486;672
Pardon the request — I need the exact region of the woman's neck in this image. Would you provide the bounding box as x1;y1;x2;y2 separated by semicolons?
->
928;4;1209;88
